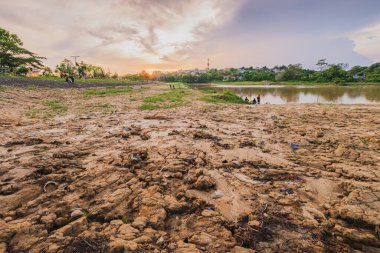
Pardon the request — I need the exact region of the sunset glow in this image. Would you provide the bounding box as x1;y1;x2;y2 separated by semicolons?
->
1;0;379;73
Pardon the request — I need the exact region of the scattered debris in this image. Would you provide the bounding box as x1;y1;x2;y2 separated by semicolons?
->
43;181;58;192
184;155;196;165
211;190;224;199
215;142;233;149
281;188;294;195
144;115;171;120
290;143;299;150
63;236;109;253
193;131;221;141
239;140;257;148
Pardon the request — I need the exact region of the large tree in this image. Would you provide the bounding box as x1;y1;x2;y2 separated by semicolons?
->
0;27;45;68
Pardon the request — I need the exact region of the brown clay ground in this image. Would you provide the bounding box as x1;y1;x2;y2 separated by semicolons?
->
0;84;379;253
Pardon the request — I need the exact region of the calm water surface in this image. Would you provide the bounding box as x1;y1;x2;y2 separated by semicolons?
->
196;84;380;104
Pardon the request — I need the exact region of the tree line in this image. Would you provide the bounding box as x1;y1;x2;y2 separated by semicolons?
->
156;61;380;84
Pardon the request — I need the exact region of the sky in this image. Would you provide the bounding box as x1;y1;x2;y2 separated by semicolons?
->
1;0;380;74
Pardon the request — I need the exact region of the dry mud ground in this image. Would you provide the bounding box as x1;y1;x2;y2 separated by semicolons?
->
0;84;379;253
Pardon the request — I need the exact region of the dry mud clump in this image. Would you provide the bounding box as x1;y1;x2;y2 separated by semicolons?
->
0;87;380;252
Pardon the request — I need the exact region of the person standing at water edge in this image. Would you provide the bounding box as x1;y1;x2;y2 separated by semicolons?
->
257;94;261;104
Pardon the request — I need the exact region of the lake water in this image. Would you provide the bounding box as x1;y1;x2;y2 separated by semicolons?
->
196;84;380;104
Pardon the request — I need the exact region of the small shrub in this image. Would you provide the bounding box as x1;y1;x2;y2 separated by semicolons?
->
45;100;67;113
201;91;246;104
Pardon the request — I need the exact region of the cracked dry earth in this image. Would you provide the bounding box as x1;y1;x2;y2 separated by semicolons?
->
0;86;380;253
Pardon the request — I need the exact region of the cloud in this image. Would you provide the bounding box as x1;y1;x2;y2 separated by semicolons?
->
1;0;377;73
0;0;244;73
350;22;380;62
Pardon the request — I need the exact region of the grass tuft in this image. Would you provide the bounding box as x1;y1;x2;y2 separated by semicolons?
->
200;91;247;104
45;100;67;113
121;215;129;224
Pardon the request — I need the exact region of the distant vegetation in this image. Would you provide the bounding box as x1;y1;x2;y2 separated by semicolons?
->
141;90;188;110
0;26;150;83
156;60;380;84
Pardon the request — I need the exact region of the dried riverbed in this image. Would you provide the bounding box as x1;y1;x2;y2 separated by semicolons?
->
0;84;379;252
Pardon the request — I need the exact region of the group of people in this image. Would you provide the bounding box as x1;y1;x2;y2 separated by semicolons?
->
245;94;261;104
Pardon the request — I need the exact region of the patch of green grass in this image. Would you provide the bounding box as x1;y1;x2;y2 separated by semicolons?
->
140;103;157;110
200;91;247;104
82;86;133;96
45;100;67;113
26;85;37;91
140;89;188;110
201;89;218;94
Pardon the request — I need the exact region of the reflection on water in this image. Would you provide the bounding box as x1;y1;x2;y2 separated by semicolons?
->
196;85;380;104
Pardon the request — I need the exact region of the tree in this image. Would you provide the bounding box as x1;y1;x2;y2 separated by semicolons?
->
55;58;75;77
316;59;328;71
319;64;348;82
0;27;45;68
